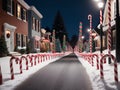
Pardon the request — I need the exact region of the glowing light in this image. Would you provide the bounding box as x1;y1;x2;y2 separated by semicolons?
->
98;2;104;8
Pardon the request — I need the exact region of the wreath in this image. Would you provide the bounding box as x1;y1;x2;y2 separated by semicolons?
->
6;33;10;38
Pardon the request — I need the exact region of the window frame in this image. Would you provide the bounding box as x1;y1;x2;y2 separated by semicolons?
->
22;8;27;22
17;33;21;47
7;0;13;16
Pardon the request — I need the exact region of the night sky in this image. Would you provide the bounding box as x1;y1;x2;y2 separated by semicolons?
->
25;0;102;39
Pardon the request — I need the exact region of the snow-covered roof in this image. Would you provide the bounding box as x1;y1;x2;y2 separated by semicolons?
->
29;6;43;18
17;0;30;9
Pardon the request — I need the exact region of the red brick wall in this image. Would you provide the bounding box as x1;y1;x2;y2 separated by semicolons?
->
0;0;28;47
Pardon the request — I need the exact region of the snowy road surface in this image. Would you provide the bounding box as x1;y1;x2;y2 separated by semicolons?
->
14;53;92;90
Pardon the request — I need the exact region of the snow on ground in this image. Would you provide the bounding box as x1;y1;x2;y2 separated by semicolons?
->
77;50;120;90
0;52;70;90
0;51;120;90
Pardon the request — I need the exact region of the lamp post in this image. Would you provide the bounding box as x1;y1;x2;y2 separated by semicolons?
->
94;0;104;54
98;2;104;54
116;0;120;62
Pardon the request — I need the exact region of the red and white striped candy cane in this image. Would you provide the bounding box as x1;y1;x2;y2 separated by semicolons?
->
100;54;118;82
108;0;111;56
10;56;19;80
20;56;28;72
27;54;33;67
88;14;92;53
93;54;99;70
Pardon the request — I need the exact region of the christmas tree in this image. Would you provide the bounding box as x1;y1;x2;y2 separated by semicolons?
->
0;35;9;57
55;39;62;52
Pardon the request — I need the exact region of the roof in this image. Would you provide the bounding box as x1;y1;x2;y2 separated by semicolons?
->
17;0;30;9
29;6;43;18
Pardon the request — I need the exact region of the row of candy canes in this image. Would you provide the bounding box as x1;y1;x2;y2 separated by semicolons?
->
79;53;118;83
99;0;118;83
79;53;99;70
0;53;64;85
79;0;118;83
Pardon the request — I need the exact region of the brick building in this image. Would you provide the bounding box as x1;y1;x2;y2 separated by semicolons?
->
0;0;29;52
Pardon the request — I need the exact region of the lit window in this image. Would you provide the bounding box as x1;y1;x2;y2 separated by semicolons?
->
17;4;21;19
23;35;26;47
32;17;35;30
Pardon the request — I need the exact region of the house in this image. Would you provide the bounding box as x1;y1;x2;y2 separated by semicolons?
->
94;0;116;51
27;6;43;52
0;0;29;52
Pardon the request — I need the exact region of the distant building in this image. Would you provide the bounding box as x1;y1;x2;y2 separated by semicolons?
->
28;6;43;52
0;0;29;52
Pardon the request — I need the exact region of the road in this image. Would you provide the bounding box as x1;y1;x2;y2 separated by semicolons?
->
14;53;92;90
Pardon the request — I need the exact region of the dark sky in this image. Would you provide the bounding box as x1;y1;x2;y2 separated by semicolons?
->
25;0;101;39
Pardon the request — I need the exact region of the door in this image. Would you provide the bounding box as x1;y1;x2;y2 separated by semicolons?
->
5;30;11;52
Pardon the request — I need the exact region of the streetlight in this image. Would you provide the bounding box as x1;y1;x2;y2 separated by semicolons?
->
116;0;120;62
87;29;90;32
94;0;104;54
82;36;85;39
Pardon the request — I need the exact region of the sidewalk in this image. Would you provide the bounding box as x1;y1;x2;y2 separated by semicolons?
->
0;52;70;90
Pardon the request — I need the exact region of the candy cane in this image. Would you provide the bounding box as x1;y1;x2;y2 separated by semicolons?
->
10;56;19;80
108;0;112;61
27;55;33;67
31;55;36;66
0;65;2;85
100;54;118;82
93;54;99;70
20;56;29;74
88;14;92;53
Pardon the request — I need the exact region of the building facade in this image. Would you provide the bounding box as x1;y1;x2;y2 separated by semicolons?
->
94;0;117;51
28;6;43;52
0;0;29;52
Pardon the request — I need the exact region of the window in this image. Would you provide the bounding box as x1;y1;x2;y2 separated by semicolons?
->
23;35;26;47
39;21;41;32
36;19;38;31
17;33;21;47
17;4;21;19
32;17;35;30
35;19;36;31
38;21;39;32
7;0;12;14
35;40;39;48
22;8;27;21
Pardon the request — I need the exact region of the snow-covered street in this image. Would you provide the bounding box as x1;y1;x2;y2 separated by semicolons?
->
0;51;120;90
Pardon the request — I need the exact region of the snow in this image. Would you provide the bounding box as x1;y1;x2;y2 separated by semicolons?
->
0;52;69;90
17;0;30;9
0;51;120;90
29;6;43;18
77;50;120;90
